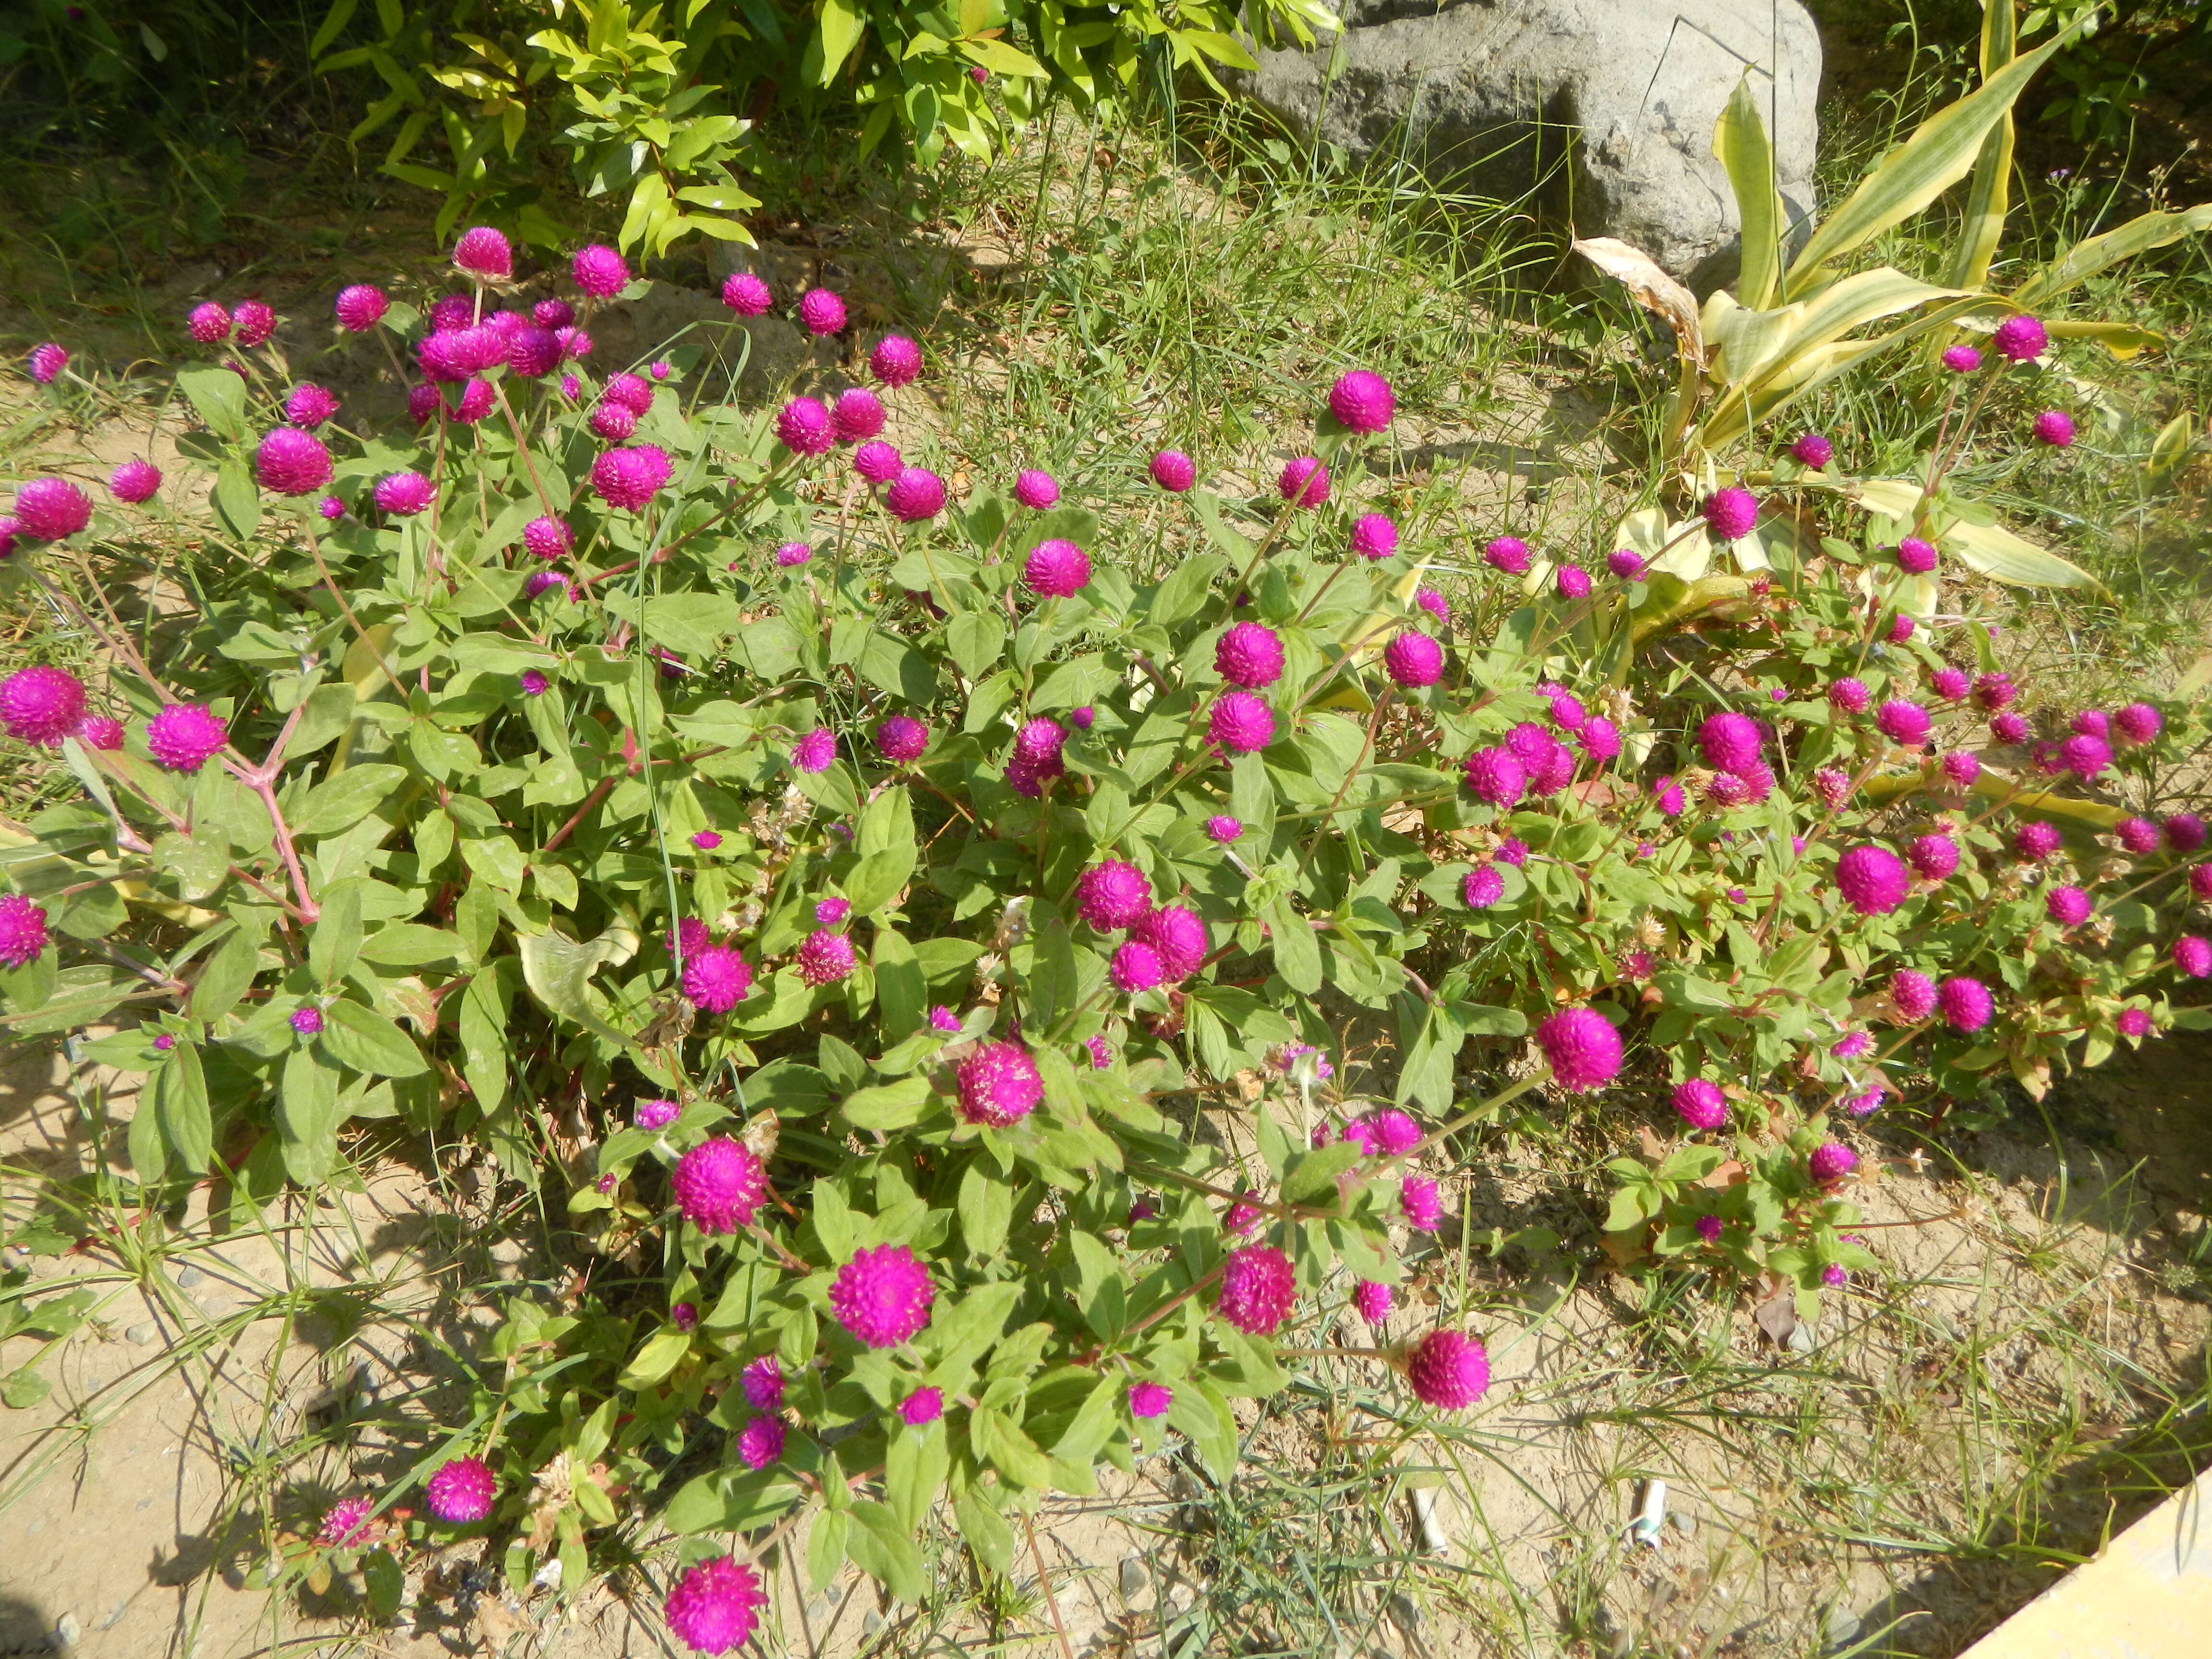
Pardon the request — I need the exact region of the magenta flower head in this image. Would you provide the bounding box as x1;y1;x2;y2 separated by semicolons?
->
2118;1008;2153;1039
1130;904;1209;979
2167;814;2209;854
791;729;836;774
77;713;126;750
1400;1174;1443;1231
520;671;549;697
427;294;475;333
1938;975;1996;1031
1;666;86;746
814;897;849;926
1990;711;2031;745
636;1098;681;1131
1828;677;1870;715
772;541;812;568
571;243;628;298
1888;613;1917;645
2033;409;2076;448
1942;343;1983;373
873;714;929;765
1216;1244;1296;1335
740;1355;783;1412
672;1137;768;1234
1607;548;1647;581
776;396;835;457
424;1456;496;1524
233;300;276;347
2060;733;2111;779
1877;699;1931;747
0;895;50;969
1352;1280;1394;1325
1149;448;1197;492
591;445;673;512
1462;865;1505;910
96;459;161;511
1012;718;1066;769
1405;1329;1489;1410
146;702;228;772
1536;1007;1623;1092
2115;817;2160;855
589;402;637;442
1698;711;1763;774
1483;535;1531;576
1652;774;1686;815
1327;369;1395;433
1127;1381;1173;1420
281;381;339;428
721;270;772;316
1890;970;1936;1023
1837;844;1911;914
1931;668;1970;702
1279;456;1328;507
663;1556;769;1656
603;372;654;416
1216;622;1285;688
795;927;857;986
1906;833;1960;882
1205;814;1242;844
672;918;711;958
1808;1142;1858;1184
290;1006;324;1037
524;571;569;601
867;332;921;386
2192;864;2212;901
1992;313;2049;362
2114;702;2163;745
1022;537;1090;598
1075;859;1152;930
452;226;512;281
1703;487;1758;541
830;1244;934;1347
798;288;847;336
735;1414;784;1471
1896;536;1938;575
901;1386;944;1426
2174;935;2212;979
2014;820;2063;862
681;946;755;1012
12;478;93;542
1012;469;1058;509
317;1496;374;1548
853;440;902;484
1348;512;1399;561
886;467;947;522
522;516;573;561
1110;939;1166;994
2045;885;2092;927
832;387;886;444
1790;432;1833;468
26;343;68;384
1672;1078;1728;1130
956;1041;1044;1127
316;495;345;522
1462;745;1527;809
1208;692;1276;755
1556;563;1592;599
187;301;231;344
373;471;435;517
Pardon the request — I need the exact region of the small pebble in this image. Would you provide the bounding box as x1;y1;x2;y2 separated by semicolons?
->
1822;1604;1862;1650
804;1597;830;1624
1118;1556;1146;1600
176;1265;204;1289
861;1610;884;1637
1387;1592;1426;1637
53;1612;80;1648
1668;1509;1697;1538
126;1323;156;1346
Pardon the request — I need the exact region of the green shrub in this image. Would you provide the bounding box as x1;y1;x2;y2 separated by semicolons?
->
307;0;1335;253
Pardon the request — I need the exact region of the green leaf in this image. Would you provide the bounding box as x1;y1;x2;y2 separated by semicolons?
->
872;927;925;1040
1148;553;1226;627
807;1508;849;1593
278;1046;342;1182
958;1163;1012;1258
153;1041;213;1173
885;1419;949;1534
189;924;262;1024
663;1469;803;1534
616;1326;693;1387
952;1489;1014;1577
815;0;865;84
846;1500;927;1603
1712;72;1783;310
213;462;262;542
842;1078;932;1131
321;998;428;1077
1280;1142;1362;1207
309;878;364;986
1851;480;2099;588
1264;897;1322;995
517;921;638;1043
947;611;1005;682
295;765;410;836
177;366;247;440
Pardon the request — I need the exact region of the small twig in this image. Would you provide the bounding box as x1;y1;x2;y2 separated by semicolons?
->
1023;1513;1078;1659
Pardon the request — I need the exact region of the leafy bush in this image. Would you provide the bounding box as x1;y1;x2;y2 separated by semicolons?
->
4;208;2208;1635
308;0;1335;253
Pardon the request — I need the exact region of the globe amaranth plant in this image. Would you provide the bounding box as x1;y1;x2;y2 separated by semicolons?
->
4;225;2208;1643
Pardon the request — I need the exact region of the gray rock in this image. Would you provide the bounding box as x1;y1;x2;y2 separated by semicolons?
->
175;1265;204;1289
1387;1592;1426;1637
125;1322;157;1346
1668;1508;1698;1538
1822;1603;1863;1651
1118;1554;1148;1602
1232;0;1821;288
53;1612;80;1649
